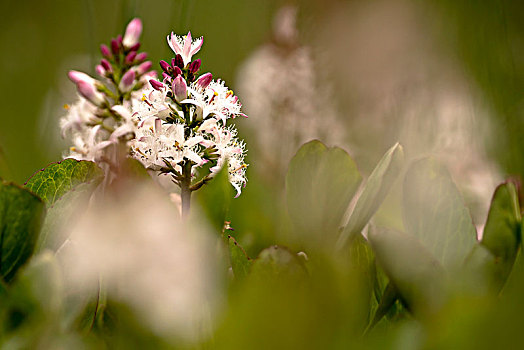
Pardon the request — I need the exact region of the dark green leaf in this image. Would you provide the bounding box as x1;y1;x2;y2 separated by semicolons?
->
24;158;103;206
0;182;44;282
286;140;361;247
403;158;477;270
337;143;404;249
228;235;252;280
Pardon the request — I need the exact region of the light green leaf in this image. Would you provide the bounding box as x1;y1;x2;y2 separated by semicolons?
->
24;158;103;206
37;182;93;252
368;227;446;317
286;140;361;247
480;182;522;289
0;182;44;282
337;143;404;249
403;158;477;270
228;235;252;280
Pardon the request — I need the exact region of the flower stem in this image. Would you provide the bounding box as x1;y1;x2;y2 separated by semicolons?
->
180;161;192;218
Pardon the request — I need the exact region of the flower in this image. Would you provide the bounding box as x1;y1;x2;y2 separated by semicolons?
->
183;79;246;124
131;78;249;195
61;18;154;176
131;117;204;173
167;31;204;66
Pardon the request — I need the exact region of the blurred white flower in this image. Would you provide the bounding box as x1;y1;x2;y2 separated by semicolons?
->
236;5;345;181
57;183;223;341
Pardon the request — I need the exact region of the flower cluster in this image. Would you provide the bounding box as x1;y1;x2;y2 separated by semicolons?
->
130;32;248;196
60;18;154;172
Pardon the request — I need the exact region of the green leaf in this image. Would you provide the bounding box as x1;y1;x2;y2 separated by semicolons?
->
24;158;103;206
337;143;404;249
403;158;477;270
0;182;44;282
366;282;400;333
228;235;252;280
251;245;307;281
286;140;362;247
37;182;93;252
480;182;522;289
368;227;446;317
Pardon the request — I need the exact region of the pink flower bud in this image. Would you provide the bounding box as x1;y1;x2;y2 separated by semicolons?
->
136;52;147;61
125;51;137;64
174;54;184;69
77;81;105;106
189;59;201;73
136;61;152;75
129;42;141;52
100;44;111;58
123;18;142;48
100;59;112;72
149;79;164;90
119;69;136;92
174;66;182;77
68;70;95;85
111;39;120;55
172;75;187;102
196;72;212;89
96;65;106;77
159;60;170;73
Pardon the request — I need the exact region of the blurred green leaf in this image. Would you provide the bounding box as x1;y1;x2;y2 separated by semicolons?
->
366;282;399;333
403;158;477;270
0;182;44;283
337;143;404;250
286;140;361;247
228;235;252;280
480;182;522;289
1;251;64;347
251;245;307;281
24;159;103;207
37;183;93;252
368;227;446;317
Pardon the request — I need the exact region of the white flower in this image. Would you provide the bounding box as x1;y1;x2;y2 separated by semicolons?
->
183;79;245;124
200;120;248;197
167;31;203;66
130;84;248;195
131;118;204;174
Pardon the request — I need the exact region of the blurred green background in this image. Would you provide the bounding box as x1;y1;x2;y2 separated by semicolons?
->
0;0;522;184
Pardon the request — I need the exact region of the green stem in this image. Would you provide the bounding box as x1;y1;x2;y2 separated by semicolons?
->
181;161;192;218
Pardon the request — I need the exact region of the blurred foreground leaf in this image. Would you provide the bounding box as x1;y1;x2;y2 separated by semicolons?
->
228;235;252;280
24;159;103;206
368;227;446;317
480;182;522;290
37;183;93;252
0;182;44;282
403;158;477;270
337;143;404;249
286;140;361;247
251;245;307;281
